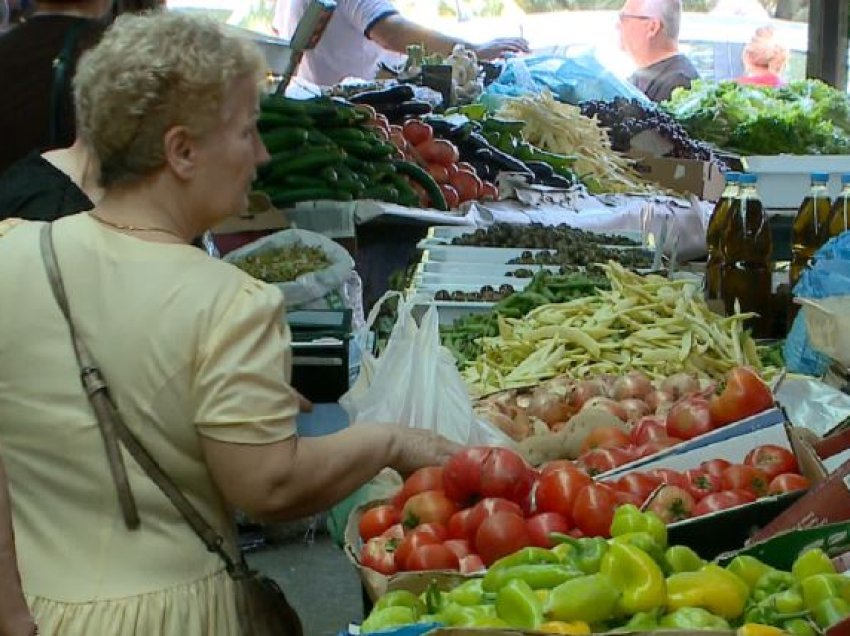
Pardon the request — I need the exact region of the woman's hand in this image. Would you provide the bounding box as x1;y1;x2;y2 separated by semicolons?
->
473;37;530;61
388;428;463;477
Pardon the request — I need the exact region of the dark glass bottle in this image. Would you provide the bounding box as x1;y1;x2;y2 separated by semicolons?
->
705;172;740;301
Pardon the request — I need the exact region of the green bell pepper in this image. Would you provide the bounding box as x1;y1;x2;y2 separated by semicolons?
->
727;555;775;591
447;578;485;606
372;590;424;618
609;532;665;566
812;597;850;629
544;574;621;624
666;564;749;620
801;574;850;609
663;545;705;574
550;534;609;574
490;547;561;571
482;117;527;135
360;606;417;633
793;548;837;582
783;618;818;636
753;571;797;602
619;610;660;631
745;588;807;626
496;579;544;629
483;564;582;593
610;504;668;550
439;602;500;627
659;607;731;630
600;542;666;615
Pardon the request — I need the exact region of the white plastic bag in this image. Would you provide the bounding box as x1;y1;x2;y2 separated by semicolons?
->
340;292;514;447
223;229;354;310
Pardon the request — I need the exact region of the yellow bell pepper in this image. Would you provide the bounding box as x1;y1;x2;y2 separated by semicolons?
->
667;564;749;620
737;623;789;636
600;542;666;615
538;620;592;634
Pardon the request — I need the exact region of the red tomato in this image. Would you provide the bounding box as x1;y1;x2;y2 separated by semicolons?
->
354;104;378;121
616;472;662;501
442;539;472;559
360;537;398;575
459;554;486;574
457;162;476;173
359;504;401;541
525;513;571;548
469;498;524;534
693;490;756;517
427;162;451;184
645;485;695;523
439;184;460;209
443;447;535;507
744;445;799;481
446;508;478;543
581;426;631;453
417;139;460;166
709;367;774;427
700;458;732;477
571;484;618;537
666;396;714;440
479;182;499;201
536;467;593;520
450;170;483;202
767;473;811;495
402;491;457;528
413;522;448;541
373;113;391;132
615;490;645;507
645;468;690;490
396;466;444;508
406;543;460;571
475;512;532;566
578;448;633;476
540;460;582;478
683;469;722;500
721;464;769;497
380;523;405;541
402;120;433;146
631;416;669;445
634;438;681;458
394;529;440;571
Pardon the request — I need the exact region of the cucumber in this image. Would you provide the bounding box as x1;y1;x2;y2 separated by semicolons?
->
268;187;352;207
261;127;310;154
267;149;347;181
281;175;331;189
340;140;395;161
392;161;448;211
389;174;420;207
323;127;368;143
362;185;400;204
305;129;336;147
262;95;338;118
258;112;313;132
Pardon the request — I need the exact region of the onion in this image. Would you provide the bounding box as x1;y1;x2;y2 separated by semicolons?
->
568;379;608;411
611;371;653;401
619;398;651;422
527;389;569;426
480;407;529;442
644;389;675;413
544;375;576;398
660;373;701;400
582;397;628;422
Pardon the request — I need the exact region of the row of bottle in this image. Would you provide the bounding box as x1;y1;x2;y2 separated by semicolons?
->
705;171;850;338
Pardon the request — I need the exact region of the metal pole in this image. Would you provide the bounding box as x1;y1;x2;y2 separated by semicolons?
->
806;0;848;90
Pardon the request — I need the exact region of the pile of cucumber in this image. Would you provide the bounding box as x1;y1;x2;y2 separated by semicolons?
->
256;95;447;210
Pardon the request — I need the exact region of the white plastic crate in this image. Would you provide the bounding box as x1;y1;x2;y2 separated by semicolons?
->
743;155;850;210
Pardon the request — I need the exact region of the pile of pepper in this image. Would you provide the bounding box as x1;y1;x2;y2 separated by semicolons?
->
361;505;848;634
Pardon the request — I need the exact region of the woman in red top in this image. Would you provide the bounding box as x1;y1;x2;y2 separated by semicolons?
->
737;26;788;88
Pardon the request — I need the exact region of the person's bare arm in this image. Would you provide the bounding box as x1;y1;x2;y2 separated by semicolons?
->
368;13;529;60
0;456;35;636
201;425;460;522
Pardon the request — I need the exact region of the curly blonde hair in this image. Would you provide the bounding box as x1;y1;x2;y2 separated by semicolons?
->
73;12;265;187
744;26;789;74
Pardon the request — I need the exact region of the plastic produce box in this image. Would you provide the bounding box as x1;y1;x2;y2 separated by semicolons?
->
742;155;850;210
421;261;562;277
418;225;643;248
414;274;530;292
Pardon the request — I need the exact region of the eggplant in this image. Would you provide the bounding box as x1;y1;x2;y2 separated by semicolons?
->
541;174;576;189
524;161;555;181
463;132;534;178
383;100;433;123
349;84;416;107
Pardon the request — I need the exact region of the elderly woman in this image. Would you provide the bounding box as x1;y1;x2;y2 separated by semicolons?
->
737;26;788;88
0;451;34;636
0;12;458;636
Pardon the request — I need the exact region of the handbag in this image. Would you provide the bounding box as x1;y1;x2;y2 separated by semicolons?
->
38;223;303;636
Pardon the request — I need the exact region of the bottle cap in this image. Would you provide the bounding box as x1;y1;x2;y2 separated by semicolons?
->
811;172;829;184
740;173;758;184
725;171;740;183
842;174;850;185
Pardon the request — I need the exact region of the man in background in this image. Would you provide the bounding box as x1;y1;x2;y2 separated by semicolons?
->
273;0;529;87
618;0;699;102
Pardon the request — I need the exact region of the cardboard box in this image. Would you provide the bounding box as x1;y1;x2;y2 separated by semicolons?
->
213;192;290;256
630;154;726;201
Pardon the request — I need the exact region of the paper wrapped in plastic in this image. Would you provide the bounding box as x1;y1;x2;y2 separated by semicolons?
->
340;292;515;447
775;375;850;436
223;228;355;310
800;296;850;368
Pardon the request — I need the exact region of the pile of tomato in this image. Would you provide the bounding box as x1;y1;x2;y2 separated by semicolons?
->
389;120;498;209
357;441;810;577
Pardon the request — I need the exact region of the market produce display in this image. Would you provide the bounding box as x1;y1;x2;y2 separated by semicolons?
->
440;270;610;365
450;223;640;249
507;247;654;269
348;83;434;124
665;79;850;156
462;262;769;394
256;95;451;210
474;365;774;445
498;91;655;194
580;97;715;162
360;503;839;634
229;242;330;283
